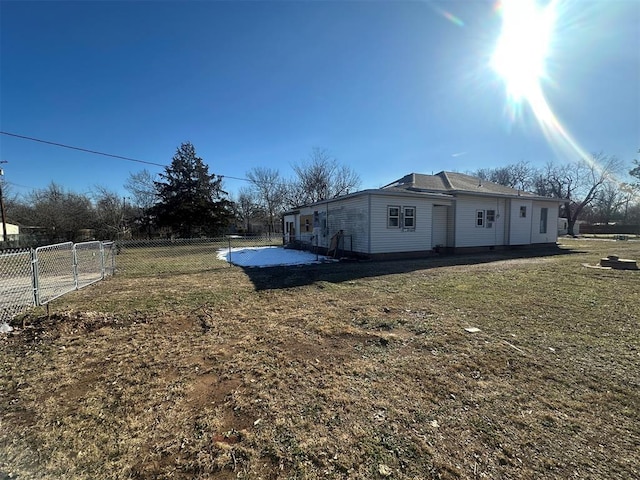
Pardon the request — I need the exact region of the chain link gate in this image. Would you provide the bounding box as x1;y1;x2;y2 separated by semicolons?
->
0;241;117;329
34;242;76;306
0;249;36;326
74;241;104;289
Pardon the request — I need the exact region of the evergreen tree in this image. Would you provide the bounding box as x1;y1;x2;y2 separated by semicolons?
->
151;142;232;237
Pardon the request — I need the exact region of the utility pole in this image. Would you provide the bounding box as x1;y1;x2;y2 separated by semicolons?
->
0;161;8;243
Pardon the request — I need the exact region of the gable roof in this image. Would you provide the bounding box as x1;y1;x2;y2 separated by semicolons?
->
382;171;552;199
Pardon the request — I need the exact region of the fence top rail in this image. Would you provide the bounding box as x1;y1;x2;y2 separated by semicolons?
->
35;241;74;251
74;240;103;248
0;248;33;257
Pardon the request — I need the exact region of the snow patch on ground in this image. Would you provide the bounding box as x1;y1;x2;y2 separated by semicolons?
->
217;246;333;267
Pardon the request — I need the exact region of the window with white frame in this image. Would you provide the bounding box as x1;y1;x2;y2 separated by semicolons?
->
476;209;498;228
403;207;415;229
520;206;527;218
388;206;400;228
388;206;416;230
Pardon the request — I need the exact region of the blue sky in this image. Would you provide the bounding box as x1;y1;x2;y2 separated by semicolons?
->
1;0;638;201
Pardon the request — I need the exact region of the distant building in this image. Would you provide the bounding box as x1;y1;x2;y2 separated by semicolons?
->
1;222;20;245
3;222;19;237
558;218;581;236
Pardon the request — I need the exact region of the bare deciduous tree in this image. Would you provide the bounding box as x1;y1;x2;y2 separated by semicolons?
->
124;169;158;237
13;183;96;242
246;167;286;236
93;186;129;240
590;181;633;224
474;160;533;191
630;149;640;186
290;148;361;205
233;187;264;234
533;153;623;235
124;169;157;211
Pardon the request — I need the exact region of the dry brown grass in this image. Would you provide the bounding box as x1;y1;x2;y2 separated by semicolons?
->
1;238;639;479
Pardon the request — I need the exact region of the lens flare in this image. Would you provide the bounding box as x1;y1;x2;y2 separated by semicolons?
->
429;4;465;28
442;11;465;28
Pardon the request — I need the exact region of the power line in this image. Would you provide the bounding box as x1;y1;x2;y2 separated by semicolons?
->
1;131;166;167
0;130;289;188
7;180;37;190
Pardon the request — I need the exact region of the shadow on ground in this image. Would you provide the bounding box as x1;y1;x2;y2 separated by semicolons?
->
241;245;583;290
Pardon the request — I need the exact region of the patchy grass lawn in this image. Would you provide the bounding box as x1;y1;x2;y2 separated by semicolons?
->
1;239;639;479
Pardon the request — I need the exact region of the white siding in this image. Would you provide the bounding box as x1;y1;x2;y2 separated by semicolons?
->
292;199;369;254
369;195;434;254
530;201;559;244
454;196;507;248
283;213;297;241
325;196;370;254
509;199;533;245
291;192;559;254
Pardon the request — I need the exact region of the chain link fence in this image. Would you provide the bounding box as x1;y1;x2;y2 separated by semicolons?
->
103;241;116;276
2;235;285;327
0;241;116;327
0;249;34;325
114;234;284;277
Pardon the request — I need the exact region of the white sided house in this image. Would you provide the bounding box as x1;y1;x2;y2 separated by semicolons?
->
2;222;20;242
283;172;562;259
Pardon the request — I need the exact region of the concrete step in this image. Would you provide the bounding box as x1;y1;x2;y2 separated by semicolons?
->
599;255;639;270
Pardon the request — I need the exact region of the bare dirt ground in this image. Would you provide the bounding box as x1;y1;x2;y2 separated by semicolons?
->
1;239;639;479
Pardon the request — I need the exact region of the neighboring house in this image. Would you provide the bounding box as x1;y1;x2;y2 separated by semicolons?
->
558;218;582;236
1;222;20;241
283;171;563;259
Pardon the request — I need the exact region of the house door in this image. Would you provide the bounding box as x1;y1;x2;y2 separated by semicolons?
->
286;222;295;242
432;206;448;248
509;200;533;245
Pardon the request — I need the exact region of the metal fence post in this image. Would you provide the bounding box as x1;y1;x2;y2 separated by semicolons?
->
100;242;105;279
227;236;231;266
73;244;79;290
31;248;40;306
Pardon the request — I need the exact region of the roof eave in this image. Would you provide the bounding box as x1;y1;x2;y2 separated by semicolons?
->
453;191;566;202
288;188;455;210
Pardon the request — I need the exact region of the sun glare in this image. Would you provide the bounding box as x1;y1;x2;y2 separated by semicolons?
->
490;0;616;182
489;1;610;177
491;0;557;103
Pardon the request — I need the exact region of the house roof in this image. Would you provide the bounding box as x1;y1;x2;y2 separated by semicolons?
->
282;187;453;214
382;171;558;200
283;171;563;214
